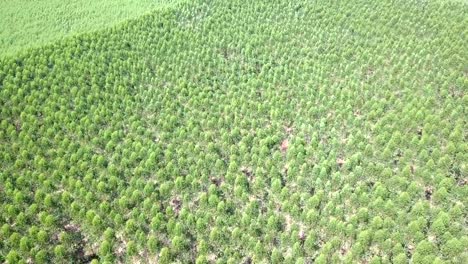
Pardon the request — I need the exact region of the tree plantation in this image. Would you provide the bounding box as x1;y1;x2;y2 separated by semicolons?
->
0;0;185;56
0;0;467;263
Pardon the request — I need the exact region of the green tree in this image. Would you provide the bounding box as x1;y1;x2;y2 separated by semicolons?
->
159;247;171;264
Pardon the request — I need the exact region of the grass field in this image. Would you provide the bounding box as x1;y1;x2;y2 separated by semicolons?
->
0;0;183;56
0;0;467;263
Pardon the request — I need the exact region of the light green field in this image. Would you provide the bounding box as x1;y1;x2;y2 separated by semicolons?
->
0;0;467;263
0;0;182;56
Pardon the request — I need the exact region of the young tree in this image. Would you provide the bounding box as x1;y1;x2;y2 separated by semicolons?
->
159;247;171;264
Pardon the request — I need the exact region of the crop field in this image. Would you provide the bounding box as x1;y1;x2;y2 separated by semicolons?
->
0;0;467;263
0;0;184;56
